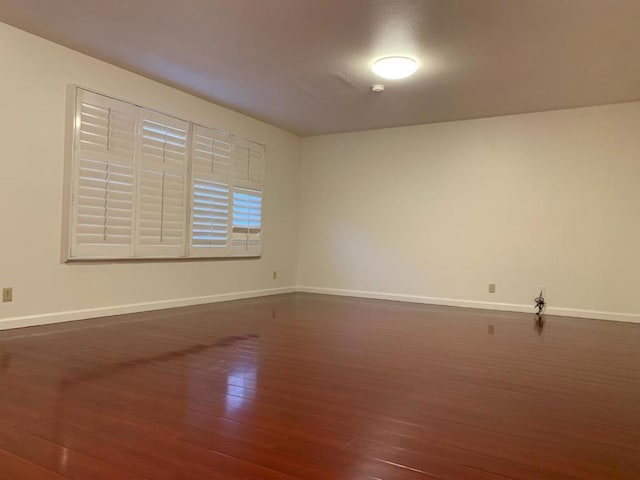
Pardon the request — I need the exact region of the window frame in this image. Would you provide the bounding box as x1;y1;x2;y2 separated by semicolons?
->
63;86;265;262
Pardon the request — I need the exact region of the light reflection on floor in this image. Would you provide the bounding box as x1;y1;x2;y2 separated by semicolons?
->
225;363;257;414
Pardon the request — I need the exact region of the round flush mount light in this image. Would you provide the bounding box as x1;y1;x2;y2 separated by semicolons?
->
372;56;418;80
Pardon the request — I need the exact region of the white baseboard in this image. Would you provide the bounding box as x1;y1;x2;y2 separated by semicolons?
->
545;306;640;323
0;287;296;331
2;285;638;331
296;286;640;323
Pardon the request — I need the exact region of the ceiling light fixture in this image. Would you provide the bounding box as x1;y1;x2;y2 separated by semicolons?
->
372;56;418;80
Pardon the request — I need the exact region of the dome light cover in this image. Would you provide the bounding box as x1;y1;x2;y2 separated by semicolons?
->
372;57;418;80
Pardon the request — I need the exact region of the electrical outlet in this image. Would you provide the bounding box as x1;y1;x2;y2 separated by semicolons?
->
2;287;12;303
272;271;277;280
488;283;496;294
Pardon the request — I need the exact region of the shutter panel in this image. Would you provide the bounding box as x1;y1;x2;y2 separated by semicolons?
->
230;141;264;256
135;110;189;257
70;90;136;258
189;125;232;257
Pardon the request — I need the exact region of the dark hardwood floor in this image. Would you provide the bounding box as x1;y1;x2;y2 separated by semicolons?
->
0;293;639;479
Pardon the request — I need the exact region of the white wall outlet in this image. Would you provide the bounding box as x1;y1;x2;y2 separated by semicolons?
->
488;283;496;294
272;270;277;280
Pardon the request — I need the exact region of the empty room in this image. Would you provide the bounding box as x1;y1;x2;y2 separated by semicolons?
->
0;1;639;479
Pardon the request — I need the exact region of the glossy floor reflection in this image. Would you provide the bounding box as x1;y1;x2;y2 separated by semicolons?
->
0;293;639;479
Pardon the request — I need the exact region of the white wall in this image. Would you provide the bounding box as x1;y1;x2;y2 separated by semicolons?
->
298;102;640;321
0;22;300;328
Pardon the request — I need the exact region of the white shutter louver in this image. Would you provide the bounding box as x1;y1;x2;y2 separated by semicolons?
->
189;125;233;257
231;141;264;256
135;111;189;257
70;91;136;258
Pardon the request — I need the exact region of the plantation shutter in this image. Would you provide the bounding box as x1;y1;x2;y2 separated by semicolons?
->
70;90;136;258
66;87;266;261
189;125;233;257
134;110;189;257
230;140;264;257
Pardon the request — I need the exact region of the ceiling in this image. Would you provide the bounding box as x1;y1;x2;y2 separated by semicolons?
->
1;0;639;136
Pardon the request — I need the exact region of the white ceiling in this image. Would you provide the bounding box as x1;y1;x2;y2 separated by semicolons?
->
1;0;639;136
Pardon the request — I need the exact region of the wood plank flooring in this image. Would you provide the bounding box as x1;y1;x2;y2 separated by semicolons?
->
0;293;639;479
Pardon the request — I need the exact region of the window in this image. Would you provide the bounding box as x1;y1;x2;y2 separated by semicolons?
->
66;87;264;260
